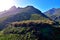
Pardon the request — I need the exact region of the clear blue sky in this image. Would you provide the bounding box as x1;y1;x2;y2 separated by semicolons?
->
14;0;60;12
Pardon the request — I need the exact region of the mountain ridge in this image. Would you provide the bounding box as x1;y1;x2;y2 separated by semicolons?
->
0;6;50;30
44;8;60;23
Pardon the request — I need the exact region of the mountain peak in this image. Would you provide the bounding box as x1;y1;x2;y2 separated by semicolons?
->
25;6;35;8
51;8;56;10
11;6;16;8
9;6;17;10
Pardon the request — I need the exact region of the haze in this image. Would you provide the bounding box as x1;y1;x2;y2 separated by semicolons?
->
0;0;60;12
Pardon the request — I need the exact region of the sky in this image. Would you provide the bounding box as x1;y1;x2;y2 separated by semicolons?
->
0;0;60;12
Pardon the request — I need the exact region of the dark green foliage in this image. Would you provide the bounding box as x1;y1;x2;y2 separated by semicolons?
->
30;14;48;20
0;20;60;40
0;34;21;40
30;14;41;20
30;14;42;20
0;22;55;40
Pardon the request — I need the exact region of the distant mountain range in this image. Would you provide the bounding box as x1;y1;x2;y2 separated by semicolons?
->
44;8;60;23
0;6;50;30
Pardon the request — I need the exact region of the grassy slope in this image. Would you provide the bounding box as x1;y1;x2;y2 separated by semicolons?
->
0;16;9;23
0;20;59;40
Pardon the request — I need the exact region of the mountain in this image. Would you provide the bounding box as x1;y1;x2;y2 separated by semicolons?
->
0;6;60;40
44;8;60;23
0;6;50;30
44;8;56;17
0;6;23;18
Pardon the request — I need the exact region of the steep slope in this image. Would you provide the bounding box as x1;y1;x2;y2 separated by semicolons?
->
0;6;25;18
0;6;50;30
1;20;60;40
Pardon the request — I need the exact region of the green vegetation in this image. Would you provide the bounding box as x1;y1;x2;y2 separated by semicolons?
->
0;5;60;40
0;34;20;40
0;20;59;40
0;14;60;40
30;14;48;20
